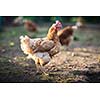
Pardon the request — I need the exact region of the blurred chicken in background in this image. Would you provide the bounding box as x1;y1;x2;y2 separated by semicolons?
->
23;19;37;32
12;16;23;26
76;17;85;28
57;25;78;50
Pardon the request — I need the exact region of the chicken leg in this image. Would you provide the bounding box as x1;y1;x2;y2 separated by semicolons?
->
35;63;48;75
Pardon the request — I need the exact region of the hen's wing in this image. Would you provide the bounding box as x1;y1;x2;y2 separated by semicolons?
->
20;36;55;54
31;38;55;53
48;42;61;56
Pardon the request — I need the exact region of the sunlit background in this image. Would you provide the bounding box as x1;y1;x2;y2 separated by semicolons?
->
0;16;100;82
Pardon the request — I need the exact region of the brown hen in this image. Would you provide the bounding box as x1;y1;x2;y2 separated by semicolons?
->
23;19;37;32
20;21;62;74
57;25;77;47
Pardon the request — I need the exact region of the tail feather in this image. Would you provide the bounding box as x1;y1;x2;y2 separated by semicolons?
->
19;35;24;40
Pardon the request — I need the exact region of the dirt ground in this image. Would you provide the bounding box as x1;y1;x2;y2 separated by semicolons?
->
0;25;100;83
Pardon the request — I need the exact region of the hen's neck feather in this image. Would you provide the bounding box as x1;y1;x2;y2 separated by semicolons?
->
46;26;59;43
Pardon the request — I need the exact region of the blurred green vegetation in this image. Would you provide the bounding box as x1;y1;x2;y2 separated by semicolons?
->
0;16;100;32
0;16;3;31
30;16;100;24
0;16;100;24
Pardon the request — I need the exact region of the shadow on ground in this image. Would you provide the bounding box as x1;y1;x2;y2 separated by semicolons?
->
0;56;53;82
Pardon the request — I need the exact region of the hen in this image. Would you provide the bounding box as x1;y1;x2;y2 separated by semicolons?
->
23;19;37;32
76;17;85;28
20;21;62;74
12;16;23;26
57;25;77;48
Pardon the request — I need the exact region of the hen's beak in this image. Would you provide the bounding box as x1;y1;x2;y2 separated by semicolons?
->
56;26;62;31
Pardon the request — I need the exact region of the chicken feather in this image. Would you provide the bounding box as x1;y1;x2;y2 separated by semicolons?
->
20;20;62;74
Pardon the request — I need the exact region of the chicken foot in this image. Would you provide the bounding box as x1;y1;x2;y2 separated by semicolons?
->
35;63;48;75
